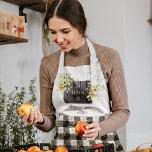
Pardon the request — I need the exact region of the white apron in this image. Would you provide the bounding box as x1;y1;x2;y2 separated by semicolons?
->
51;39;124;152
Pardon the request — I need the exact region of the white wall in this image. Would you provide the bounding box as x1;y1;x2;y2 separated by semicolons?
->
124;0;152;151
80;0;125;59
0;1;43;93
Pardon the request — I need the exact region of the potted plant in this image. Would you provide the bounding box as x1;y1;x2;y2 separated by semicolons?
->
0;78;38;147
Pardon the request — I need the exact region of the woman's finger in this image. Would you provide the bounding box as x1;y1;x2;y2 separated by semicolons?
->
33;107;38;124
86;136;97;141
85;123;95;129
83;132;97;138
84;128;97;134
82;122;100;141
28;108;34;124
22;113;29;122
84;131;98;141
85;122;100;133
37;108;43;123
22;106;43;125
86;122;99;129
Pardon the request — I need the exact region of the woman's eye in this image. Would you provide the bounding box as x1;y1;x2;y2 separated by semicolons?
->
50;31;56;34
63;31;70;34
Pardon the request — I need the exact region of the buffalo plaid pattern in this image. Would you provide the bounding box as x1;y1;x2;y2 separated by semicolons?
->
52;115;124;152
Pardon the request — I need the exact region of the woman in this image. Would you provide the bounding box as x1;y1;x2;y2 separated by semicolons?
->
23;0;130;151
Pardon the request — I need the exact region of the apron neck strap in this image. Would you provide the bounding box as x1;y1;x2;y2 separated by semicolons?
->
86;39;98;86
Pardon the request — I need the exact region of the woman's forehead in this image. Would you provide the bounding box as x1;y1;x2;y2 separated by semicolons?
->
48;16;72;30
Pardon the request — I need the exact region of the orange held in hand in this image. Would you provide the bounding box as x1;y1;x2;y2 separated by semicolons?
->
17;150;26;152
27;146;41;152
17;103;33;117
55;146;68;152
75;121;88;135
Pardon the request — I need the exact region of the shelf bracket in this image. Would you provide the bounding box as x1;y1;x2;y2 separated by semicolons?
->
0;40;8;45
19;2;42;23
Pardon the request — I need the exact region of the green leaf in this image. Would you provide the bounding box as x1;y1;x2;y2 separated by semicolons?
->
46;36;51;43
45;27;49;36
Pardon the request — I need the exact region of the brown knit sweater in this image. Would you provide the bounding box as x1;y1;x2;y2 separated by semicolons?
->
35;40;130;137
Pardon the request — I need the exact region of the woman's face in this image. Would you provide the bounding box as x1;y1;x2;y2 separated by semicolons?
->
48;16;83;52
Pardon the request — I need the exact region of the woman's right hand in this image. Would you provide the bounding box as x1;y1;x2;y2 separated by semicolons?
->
22;106;44;125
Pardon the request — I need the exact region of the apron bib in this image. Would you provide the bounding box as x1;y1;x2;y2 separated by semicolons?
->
51;39;124;152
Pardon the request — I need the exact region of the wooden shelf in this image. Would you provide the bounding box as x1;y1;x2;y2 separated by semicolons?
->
1;0;46;12
148;18;152;23
0;34;28;45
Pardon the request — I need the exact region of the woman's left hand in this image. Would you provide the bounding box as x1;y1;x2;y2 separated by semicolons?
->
83;121;101;141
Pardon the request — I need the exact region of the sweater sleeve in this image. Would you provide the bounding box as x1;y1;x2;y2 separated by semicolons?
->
98;51;130;137
35;60;56;132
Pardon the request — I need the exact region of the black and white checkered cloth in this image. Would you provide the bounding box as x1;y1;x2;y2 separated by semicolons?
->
52;115;124;152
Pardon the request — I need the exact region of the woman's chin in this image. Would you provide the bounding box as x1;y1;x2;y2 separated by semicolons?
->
61;48;71;52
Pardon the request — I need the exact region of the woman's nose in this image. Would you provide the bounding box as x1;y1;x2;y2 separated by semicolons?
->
56;34;64;43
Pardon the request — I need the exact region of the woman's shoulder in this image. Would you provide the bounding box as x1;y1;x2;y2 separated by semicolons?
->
94;42;118;56
93;42;120;63
40;50;62;75
41;49;61;67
